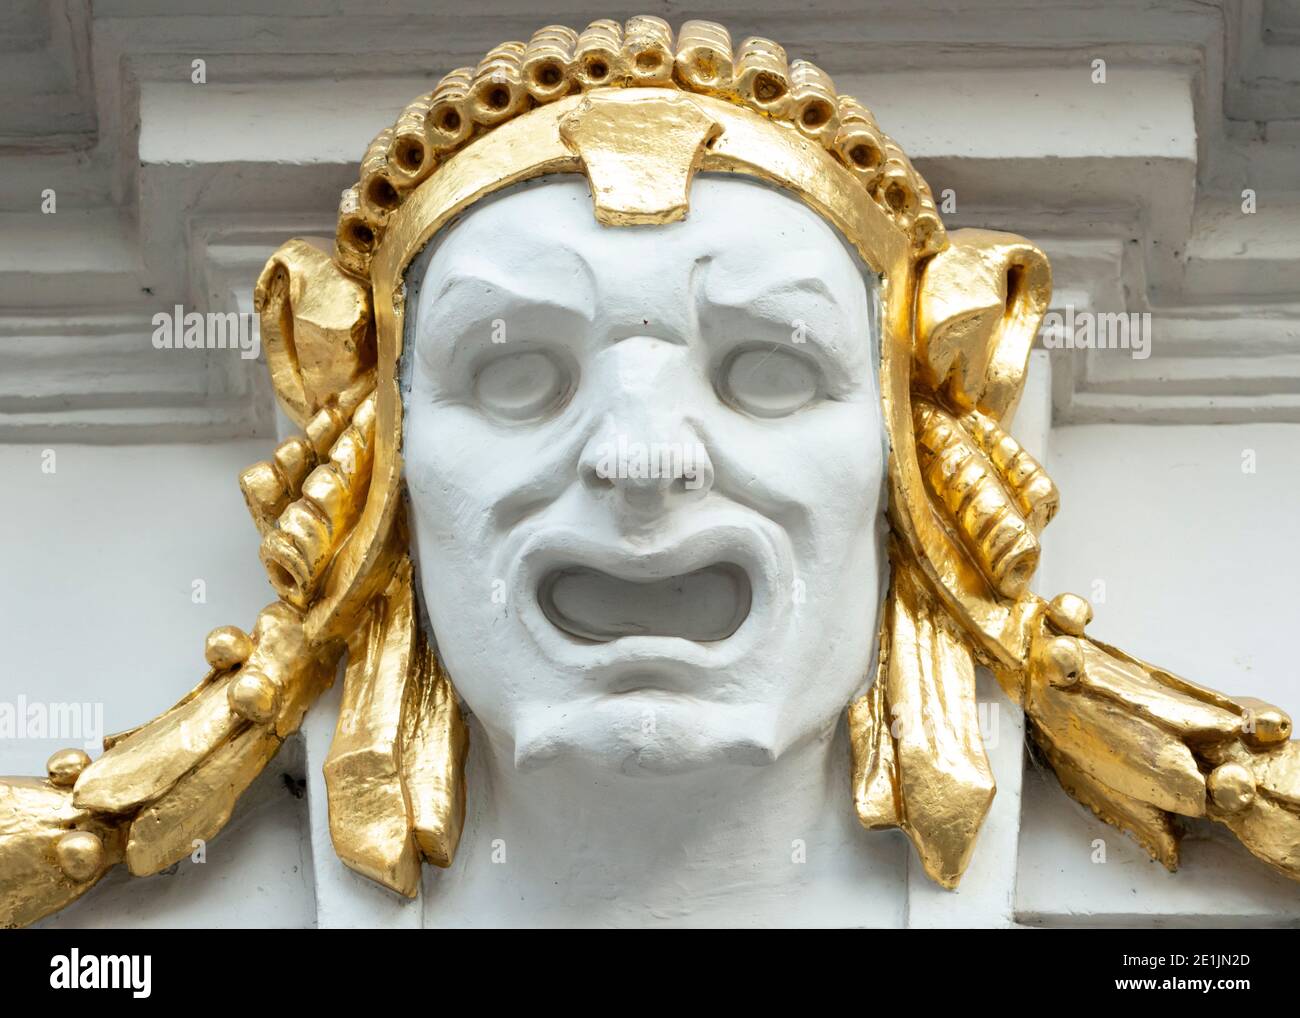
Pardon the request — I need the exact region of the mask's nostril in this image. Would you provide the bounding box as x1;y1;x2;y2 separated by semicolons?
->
578;432;716;505
580;460;615;491
677;451;715;500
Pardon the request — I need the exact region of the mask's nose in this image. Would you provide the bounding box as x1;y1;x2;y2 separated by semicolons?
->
576;336;716;516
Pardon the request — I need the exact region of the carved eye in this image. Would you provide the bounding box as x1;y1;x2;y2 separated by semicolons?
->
474;351;573;422
718;346;821;418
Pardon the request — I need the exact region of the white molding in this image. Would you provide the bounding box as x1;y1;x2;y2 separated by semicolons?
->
1;3;1297;428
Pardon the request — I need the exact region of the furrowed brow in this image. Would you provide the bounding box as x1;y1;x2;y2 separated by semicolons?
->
429;252;596;325
699;248;862;344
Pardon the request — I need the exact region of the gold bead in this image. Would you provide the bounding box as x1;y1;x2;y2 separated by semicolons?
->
205;625;253;670
1034;635;1085;689
1208;762;1255;814
56;830;105;883
46;748;91;787
1047;593;1093;636
1237;697;1292;747
229;670;280;724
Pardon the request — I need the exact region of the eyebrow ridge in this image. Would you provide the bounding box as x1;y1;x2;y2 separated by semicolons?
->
430;250;596;321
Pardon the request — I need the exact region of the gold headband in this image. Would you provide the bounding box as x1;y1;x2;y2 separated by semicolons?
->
334;16;946;281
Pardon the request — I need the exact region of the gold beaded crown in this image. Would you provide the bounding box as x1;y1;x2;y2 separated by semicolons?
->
250;17;1051;674
237;15;1058;897
333;17;946;280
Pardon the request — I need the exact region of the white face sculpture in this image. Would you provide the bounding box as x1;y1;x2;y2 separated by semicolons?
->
404;175;887;777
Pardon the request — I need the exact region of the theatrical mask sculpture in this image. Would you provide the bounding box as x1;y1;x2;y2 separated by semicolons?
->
3;16;1299;928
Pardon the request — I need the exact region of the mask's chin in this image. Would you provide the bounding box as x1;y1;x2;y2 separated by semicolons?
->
516;555;781;776
510;694;783;777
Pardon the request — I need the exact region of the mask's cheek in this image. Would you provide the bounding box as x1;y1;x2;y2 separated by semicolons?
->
713;396;886;730
404;388;573;535
402;399;523;727
799;399;887;642
700;395;885;550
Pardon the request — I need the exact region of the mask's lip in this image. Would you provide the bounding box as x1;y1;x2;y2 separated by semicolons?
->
508;513;791;683
536;560;753;644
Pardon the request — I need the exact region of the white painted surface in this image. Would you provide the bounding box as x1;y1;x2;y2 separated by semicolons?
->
0;441;317;927
0;440;274;775
1022;420;1300;923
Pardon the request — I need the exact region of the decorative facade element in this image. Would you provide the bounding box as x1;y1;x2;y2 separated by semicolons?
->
2;16;1297;927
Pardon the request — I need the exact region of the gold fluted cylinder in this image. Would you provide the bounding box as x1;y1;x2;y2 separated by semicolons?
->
426;67;475;151
834;95;886;189
960;409;1060;534
673;19;734;95
914;401;1040;598
574;19;625;88
734;36;792;117
304;406;349;459
876;140;920;224
387;94;437;189
789;60;840;145
913;190;945;256
240;436;316;536
260;394;377;608
469;42;530;126
623;15;674;86
334;184;376;278
358;128;401;223
522;25;577;104
909;177;947;254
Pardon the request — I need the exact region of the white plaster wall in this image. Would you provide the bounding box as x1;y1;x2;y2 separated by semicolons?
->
1022;422;1300;925
0;441;273;771
0;441;316;927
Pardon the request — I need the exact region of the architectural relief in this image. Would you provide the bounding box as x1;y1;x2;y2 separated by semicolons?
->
2;9;1298;929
